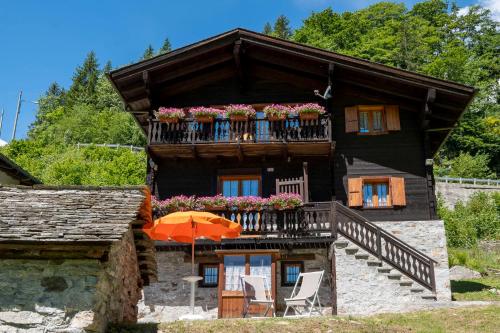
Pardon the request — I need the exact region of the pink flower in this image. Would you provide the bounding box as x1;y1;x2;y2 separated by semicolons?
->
155;107;185;119
293;103;326;115
189;107;224;118
224;104;257;118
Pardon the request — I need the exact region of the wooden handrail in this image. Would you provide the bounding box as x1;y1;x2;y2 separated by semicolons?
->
332;202;437;293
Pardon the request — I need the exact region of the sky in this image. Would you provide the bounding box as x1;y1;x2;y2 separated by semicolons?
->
0;0;492;142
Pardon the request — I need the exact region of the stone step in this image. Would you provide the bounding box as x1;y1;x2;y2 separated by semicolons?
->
367;260;382;267
354;254;369;260
399;279;413;287
345;247;359;255
387;273;402;280
377;267;392;274
410;287;425;293
421;294;437;300
334;241;349;249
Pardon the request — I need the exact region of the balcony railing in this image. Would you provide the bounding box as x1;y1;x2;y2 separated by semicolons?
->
148;115;332;145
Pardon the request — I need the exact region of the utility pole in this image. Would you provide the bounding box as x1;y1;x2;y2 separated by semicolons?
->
0;108;4;138
11;90;22;141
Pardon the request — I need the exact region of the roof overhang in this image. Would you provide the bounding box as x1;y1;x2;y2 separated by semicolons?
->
108;28;476;156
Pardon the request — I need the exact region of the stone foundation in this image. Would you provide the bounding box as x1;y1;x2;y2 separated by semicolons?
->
139;220;450;320
0;229;141;332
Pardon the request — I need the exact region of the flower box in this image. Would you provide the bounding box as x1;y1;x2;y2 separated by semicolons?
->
294;103;326;121
155;107;185;123
268;193;303;210
195;116;214;123
264;104;291;121
225;104;256;121
190;107;222;123
229;115;249;122
160;117;180;124
299;113;319;121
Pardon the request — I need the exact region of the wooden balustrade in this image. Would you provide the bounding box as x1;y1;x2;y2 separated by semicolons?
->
148;115;332;145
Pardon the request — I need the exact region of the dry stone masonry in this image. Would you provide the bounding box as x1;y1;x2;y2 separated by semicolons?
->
0;185;156;333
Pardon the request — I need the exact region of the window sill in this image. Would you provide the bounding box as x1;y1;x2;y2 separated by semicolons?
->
361;206;394;210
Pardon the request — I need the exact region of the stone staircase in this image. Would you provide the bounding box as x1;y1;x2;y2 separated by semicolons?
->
335;237;437;302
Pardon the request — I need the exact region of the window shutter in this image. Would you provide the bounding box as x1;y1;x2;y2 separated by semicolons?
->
390;177;406;206
385;105;401;131
345;106;359;133
347;178;363;207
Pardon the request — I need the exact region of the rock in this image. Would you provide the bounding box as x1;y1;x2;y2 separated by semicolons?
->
449;265;481;280
69;311;94;329
0;311;44;325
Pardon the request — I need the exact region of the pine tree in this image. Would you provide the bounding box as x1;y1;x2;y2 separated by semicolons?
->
273;15;292;39
142;45;155;60
263;22;273;35
103;60;113;73
159;38;172;54
66;51;100;106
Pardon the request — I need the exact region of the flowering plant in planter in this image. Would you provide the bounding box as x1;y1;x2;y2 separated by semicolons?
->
155;107;185;123
197;194;229;210
162;195;200;213
293;103;326;120
263;104;292;121
190;107;223;123
224;104;256;121
268;193;303;210
228;196;266;211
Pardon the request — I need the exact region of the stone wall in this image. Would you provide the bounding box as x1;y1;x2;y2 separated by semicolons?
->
436;182;499;209
138;251;218;322
335;220;451;315
138;248;332;322
0;229;141;332
374;220;451;301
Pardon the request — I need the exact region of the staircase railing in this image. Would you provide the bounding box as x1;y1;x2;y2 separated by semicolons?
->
333;202;437;293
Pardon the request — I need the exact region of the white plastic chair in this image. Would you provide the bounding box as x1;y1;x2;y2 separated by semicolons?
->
240;275;275;318
283;270;324;317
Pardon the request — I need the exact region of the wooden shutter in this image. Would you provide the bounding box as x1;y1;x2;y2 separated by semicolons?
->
345;106;359;133
385;105;401;131
390;177;406;206
347;178;363;207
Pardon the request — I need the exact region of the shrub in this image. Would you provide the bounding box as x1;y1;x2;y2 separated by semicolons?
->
439;192;500;248
435;152;496;178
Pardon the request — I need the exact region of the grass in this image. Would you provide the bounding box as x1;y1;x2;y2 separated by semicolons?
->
451;277;500;301
448;247;500;274
108;305;500;333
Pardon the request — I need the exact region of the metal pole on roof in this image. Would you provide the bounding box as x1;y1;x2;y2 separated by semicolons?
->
11;90;23;141
0;108;4;138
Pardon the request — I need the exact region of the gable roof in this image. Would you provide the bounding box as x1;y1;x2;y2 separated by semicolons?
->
108;28;476;155
0;185;157;284
0;153;41;185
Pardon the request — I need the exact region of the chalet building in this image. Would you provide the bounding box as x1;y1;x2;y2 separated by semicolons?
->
109;29;476;320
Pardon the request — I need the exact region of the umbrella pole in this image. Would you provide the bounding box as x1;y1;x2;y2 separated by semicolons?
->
190;228;195;315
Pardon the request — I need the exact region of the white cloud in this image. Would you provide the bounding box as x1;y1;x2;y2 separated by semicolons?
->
459;0;500;20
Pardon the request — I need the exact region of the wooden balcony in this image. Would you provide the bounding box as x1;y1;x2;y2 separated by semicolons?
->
147;115;333;159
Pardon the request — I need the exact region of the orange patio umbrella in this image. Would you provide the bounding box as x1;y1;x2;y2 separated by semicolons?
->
143;211;242;318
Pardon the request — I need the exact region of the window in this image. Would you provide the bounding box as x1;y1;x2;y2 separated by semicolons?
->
281;262;304;286
358;106;385;134
345;105;401;134
199;264;218;287
219;175;261;197
348;177;406;208
223;254;273;291
363;181;390;208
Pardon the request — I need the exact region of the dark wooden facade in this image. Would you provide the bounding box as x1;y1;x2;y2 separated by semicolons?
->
108;29;475;223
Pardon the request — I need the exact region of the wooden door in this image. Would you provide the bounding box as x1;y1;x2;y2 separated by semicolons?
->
217;251;278;318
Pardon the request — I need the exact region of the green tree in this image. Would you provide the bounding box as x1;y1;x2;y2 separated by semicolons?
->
263;22;272;35
66;51;100;106
159;38;172;54
272;15;292;39
435;152;495;178
142;44;155;60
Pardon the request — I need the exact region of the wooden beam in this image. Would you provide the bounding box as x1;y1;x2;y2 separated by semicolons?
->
233;40;244;89
425;126;456;132
142;70;154;111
